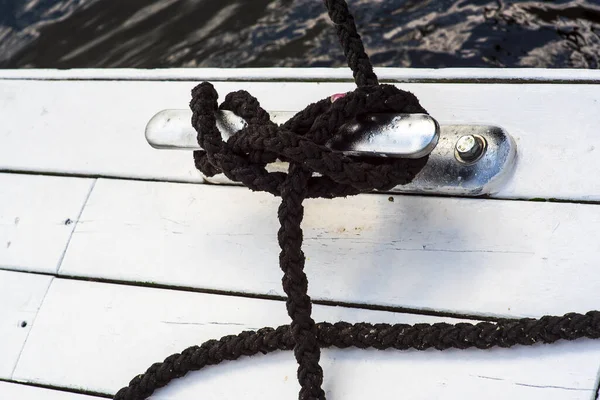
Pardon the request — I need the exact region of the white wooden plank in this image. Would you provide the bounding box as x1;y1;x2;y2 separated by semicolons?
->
0;270;52;379
1;79;599;200
0;382;101;400
60;179;600;319
13;278;600;399
0;174;94;274
1;67;600;83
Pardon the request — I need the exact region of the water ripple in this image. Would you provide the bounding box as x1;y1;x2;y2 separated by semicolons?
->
1;0;599;68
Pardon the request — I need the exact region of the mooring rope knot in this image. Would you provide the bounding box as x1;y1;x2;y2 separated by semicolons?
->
190;81;429;199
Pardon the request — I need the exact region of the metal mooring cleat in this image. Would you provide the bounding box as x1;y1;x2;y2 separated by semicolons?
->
145;109;517;196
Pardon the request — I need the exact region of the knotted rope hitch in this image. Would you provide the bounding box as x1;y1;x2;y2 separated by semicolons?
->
146;98;517;196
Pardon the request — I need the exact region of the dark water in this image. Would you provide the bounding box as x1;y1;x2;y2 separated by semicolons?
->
1;0;600;69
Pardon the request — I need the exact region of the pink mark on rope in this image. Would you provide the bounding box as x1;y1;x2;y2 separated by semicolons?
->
330;93;347;103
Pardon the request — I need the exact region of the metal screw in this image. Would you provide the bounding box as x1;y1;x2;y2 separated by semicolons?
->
455;134;486;164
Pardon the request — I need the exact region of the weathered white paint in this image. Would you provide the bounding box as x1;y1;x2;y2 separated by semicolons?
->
0;382;100;400
0;270;52;379
13;278;600;399
1;67;600;83
1;79;599;200
60;179;600;319
0;174;94;273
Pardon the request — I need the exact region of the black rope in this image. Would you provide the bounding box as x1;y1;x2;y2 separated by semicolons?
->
114;1;600;399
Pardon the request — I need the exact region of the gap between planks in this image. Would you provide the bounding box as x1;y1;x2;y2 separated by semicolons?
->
2;169;599;208
594;370;600;400
8;278;52;380
54;179;97;270
0;267;505;324
0;270;53;381
0;379;110;399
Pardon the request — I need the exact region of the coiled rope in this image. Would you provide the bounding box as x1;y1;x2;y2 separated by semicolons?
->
114;1;600;399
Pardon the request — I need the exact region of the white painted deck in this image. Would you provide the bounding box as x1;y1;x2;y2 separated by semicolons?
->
1;68;599;400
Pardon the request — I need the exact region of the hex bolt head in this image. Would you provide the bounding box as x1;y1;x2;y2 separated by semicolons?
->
455;134;486;164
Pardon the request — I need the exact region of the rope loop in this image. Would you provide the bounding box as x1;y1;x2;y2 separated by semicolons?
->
191;82;429;198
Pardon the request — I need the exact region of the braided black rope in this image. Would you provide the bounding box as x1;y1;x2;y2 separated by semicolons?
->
114;313;600;400
114;1;600;399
